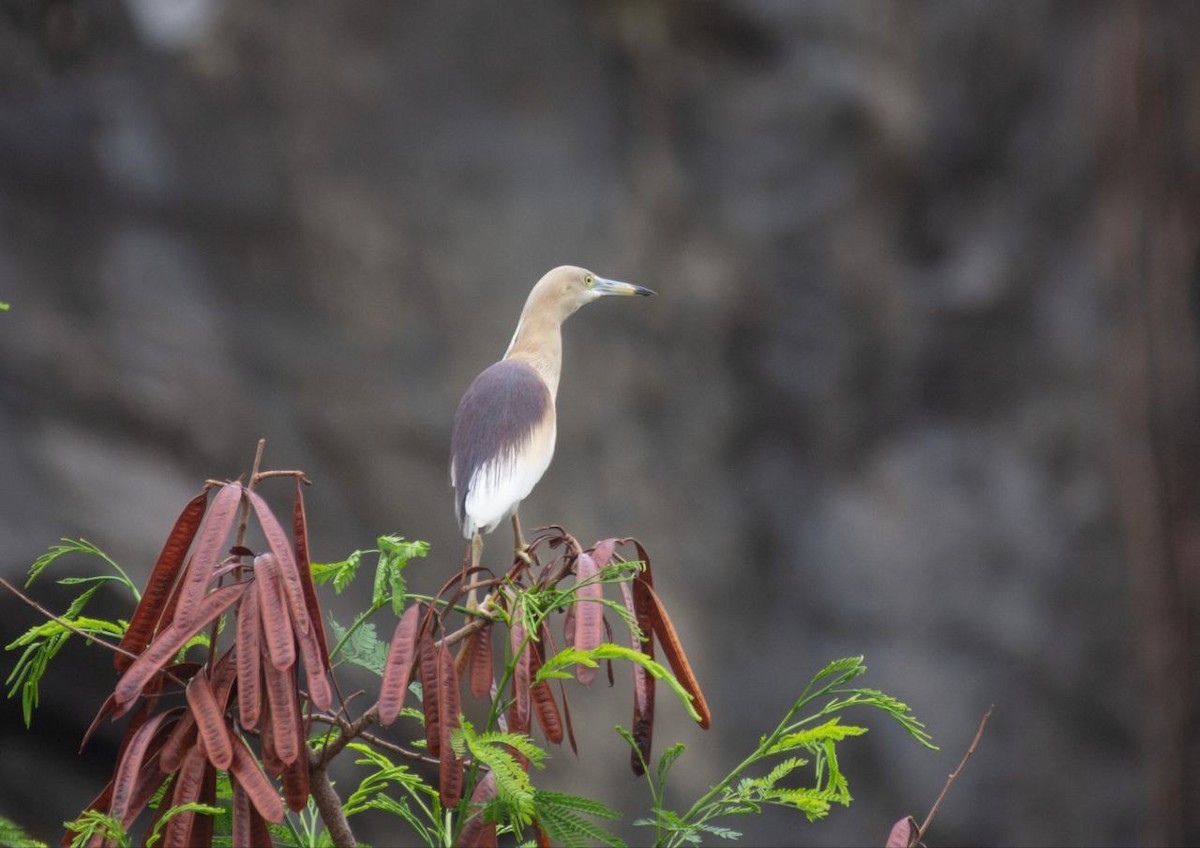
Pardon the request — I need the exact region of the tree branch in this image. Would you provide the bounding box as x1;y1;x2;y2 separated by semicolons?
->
917;704;993;841
309;761;356;848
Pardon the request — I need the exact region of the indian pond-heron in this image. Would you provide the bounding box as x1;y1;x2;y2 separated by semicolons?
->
451;265;656;590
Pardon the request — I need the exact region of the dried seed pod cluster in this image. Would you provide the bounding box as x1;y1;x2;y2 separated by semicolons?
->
57;460;710;848
65;479;330;847
377;529;712;830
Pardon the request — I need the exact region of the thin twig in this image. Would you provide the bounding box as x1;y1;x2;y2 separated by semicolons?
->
0;576;193;691
311;615;490;767
917;704;993;841
252;469;311;484
1;576;140;663
308;712;439;766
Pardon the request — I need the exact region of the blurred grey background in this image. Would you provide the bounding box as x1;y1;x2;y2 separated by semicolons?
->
2;1;1198;846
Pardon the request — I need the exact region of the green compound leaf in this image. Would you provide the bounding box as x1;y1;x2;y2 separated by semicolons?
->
532;790;625;848
327;616;388;676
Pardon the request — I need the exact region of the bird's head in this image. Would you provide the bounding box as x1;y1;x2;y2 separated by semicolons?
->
530;265;656;322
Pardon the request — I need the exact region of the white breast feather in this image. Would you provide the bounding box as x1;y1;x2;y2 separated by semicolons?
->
462;419;556;536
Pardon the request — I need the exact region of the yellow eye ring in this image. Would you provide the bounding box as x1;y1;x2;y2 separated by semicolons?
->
584;274;595;286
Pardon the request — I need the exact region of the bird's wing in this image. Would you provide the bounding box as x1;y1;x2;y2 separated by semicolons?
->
451;359;556;537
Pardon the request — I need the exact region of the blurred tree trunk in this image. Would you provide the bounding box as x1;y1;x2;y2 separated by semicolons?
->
1100;5;1200;846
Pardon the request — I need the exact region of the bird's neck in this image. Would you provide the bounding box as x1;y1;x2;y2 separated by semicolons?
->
504;312;564;400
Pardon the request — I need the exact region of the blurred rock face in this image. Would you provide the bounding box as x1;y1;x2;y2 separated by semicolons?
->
3;2;1194;844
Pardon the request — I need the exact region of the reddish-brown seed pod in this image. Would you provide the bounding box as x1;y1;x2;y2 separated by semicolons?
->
236;588;262;729
62;782;115;847
635;576;711;729
191;759;218;848
159;710;197;774
295;607;332;711
437;643;463;807
230;774;253;848
562;602;575;649
162;742;207;847
509;605;531;730
174;482;242;632
281;733;309;813
230;735;285;823
379;603;423;726
116;491;208;672
620;579;655;776
528;630;563;744
247;489;312;636
80;694;117;753
459;770;498;848
417;632;441;756
573;552;603;684
210;647;239;709
467;623;493;699
258;690;284;778
121;752;175;834
108;710;176;824
254;553;296;672
186;672;233;770
261;657;300;765
293;480;331;672
114;582;248;706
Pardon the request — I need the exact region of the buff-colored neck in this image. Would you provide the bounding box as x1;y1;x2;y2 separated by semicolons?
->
503;293;569;400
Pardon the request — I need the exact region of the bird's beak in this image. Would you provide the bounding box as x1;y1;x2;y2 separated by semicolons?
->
593;276;657;298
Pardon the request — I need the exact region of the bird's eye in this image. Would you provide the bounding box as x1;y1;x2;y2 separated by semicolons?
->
584;274;595;287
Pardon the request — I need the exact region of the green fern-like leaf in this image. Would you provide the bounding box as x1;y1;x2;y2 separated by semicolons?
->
311;549;364;594
456;722;547;825
144;802;224;848
63;810;130;848
767;718;867;754
371;535;429;616
5;586;125;727
327;616;388;676
0;815;46;848
25;537;139;600
532;791;624;848
656;742;687;787
538;643;702;723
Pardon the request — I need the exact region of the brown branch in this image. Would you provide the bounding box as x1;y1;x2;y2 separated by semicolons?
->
310;762;356;848
310;614;491;768
0;576;200;695
916;705;993;842
308;711;439;767
2;575;141;663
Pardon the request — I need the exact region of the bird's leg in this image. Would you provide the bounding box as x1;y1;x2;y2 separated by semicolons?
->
466;532;483;610
511;510;533;568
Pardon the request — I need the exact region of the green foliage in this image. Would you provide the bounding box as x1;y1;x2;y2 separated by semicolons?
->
63;810;129;848
538;643;702;723
327;616;388;676
26;537;140;599
627;656;935;847
343;742;446;845
143;803;224;847
8;529;939;848
532;791;624;848
5;537;138;726
310;548;363;594
312;535;428;607
0;302;9;311
5;585;125;727
455;721;545;825
318;534;429;675
0;815;47;848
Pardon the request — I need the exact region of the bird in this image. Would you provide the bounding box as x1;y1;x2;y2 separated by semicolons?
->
451;265;656;599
